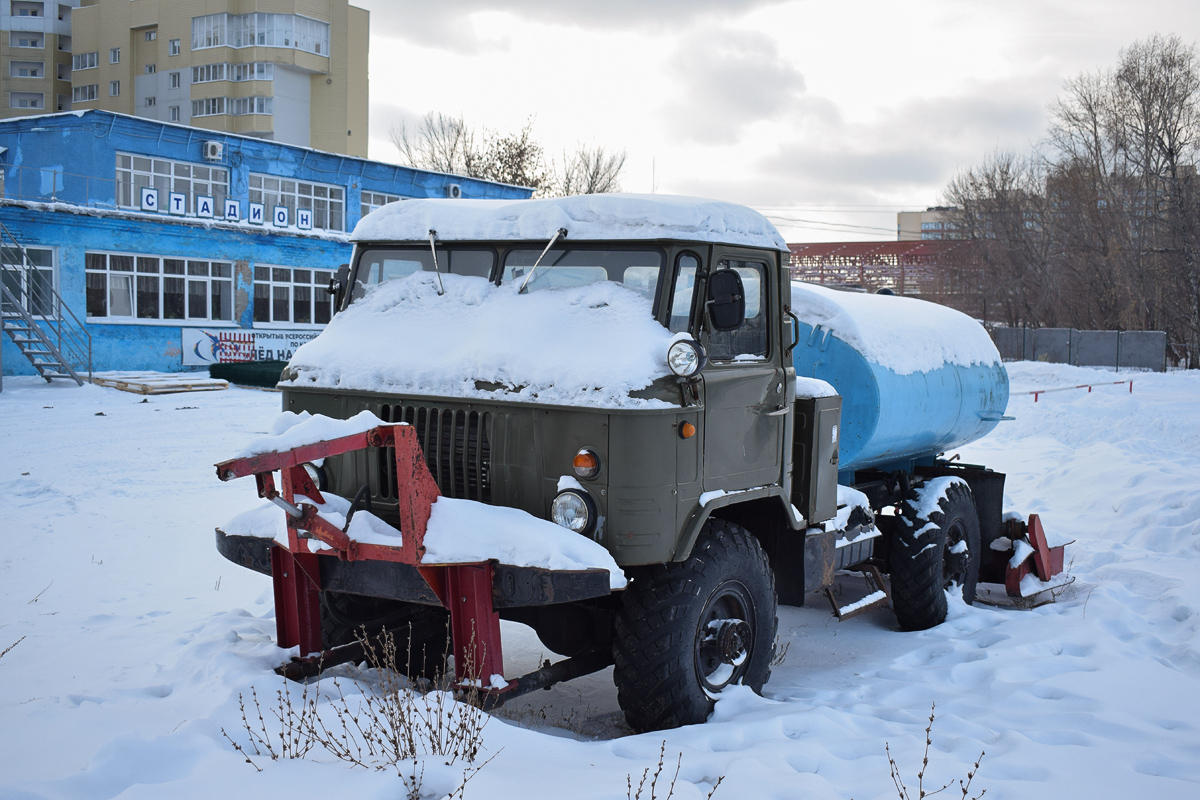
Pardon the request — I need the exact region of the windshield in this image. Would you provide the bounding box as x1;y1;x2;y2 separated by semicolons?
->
353;246;495;290
501;248;663;305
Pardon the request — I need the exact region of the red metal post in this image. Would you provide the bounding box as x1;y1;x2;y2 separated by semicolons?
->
442;563;506;685
394;425;441;563
270;546;323;655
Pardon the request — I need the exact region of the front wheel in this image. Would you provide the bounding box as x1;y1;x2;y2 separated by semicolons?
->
889;478;981;631
612;519;777;733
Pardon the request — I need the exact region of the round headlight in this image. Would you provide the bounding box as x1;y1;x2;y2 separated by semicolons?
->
551;489;595;534
667;339;707;378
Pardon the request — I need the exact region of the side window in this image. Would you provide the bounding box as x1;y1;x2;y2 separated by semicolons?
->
706;259;767;361
669;252;699;333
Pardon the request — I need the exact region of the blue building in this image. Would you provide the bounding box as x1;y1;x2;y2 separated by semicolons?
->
0;110;531;378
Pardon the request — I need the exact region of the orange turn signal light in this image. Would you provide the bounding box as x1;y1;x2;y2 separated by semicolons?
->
680;421;696;439
573;450;600;478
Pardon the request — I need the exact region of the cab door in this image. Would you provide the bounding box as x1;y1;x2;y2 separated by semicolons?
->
700;254;787;490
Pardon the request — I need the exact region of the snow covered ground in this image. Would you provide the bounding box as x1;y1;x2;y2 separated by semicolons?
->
2;362;1199;799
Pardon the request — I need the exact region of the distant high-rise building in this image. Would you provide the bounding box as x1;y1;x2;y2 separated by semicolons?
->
897;206;959;241
0;0;81;117
26;0;368;156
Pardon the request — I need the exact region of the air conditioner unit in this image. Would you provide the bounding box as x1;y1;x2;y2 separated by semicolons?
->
444;183;462;199
203;141;224;161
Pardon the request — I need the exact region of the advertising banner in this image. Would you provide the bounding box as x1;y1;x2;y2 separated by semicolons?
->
181;328;320;366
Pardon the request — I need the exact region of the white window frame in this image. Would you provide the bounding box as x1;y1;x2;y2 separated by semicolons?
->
109;47;120;64
10;91;44;109
145;63;156;74
144;30;157;41
250;173;345;232
71;83;97;102
72;51;98;70
11;32;44;48
253;264;334;328
191;96;226;117
169;71;181;89
192;12;328;56
85;251;235;324
361;190;400;218
115;152;229;214
109;80;119;96
145;96;156;107
169;105;180;122
9;60;44;78
169;38;181;56
1;245;56;319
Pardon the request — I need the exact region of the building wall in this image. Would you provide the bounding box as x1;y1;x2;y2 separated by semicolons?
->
1;110;533;376
0;0;80;118
64;0;367;155
897;207;957;241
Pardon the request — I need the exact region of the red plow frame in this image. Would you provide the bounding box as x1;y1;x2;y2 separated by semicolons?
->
216;424;611;698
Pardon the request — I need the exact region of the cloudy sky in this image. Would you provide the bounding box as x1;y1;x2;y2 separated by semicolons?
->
353;0;1200;242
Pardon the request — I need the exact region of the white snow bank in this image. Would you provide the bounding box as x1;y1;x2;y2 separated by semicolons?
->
791;282;1001;375
423;497;627;589
352;194;789;251
235;410;389;458
281;272;680;409
795;376;838;398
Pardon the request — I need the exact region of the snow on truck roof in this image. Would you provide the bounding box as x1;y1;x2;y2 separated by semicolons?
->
350;194;789;251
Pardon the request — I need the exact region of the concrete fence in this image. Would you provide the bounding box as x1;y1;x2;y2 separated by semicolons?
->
990;327;1167;372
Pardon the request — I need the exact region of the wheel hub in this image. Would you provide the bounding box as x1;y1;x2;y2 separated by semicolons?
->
712;619;752;665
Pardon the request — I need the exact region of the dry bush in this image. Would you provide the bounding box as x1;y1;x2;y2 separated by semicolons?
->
884;703;985;800
628;741;723;800
222;629;493;798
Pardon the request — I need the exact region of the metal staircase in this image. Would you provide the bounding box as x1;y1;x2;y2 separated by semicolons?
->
1;221;91;386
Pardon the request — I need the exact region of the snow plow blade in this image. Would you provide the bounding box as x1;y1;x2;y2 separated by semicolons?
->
215;423;613;699
978;513;1073;606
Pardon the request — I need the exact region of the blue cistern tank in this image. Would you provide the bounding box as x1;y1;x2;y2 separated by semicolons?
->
789;282;1009;479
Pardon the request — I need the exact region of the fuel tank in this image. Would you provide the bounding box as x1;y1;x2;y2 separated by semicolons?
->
789;282;1009;474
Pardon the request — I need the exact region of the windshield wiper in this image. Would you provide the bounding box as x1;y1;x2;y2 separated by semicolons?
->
427;229;445;295
518;228;568;294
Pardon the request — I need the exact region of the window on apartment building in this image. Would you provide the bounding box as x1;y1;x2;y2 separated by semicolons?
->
72;51;98;70
71;84;97;102
12;2;44;17
56;93;68;110
57;3;68;20
169;71;181;89
191;97;225;117
232;62;273;81
57;34;70;51
144;30;157;41
115;153;229;213
169;105;180;122
192;13;329;56
250;174;345;232
10;92;45;109
10;61;44;78
109;47;120;64
11;32;44;48
229;96;271;115
169;38;180;56
86;252;233;322
56;62;69;80
0;245;55;318
145;96;156;107
253;266;334;325
191;62;226;83
361;191;400;218
145;63;156;74
109;81;119;96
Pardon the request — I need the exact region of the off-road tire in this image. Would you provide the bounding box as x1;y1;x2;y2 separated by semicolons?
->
612;519;777;733
890;480;981;632
320;591;450;679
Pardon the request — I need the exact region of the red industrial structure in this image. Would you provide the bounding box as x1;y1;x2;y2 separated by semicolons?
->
788;240;984;318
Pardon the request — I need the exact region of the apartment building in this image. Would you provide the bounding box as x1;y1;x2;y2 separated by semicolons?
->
897;206;959;241
66;0;368;156
1;0;81;117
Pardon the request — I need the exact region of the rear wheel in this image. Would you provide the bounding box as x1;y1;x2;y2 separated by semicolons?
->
889;479;981;631
320;591;449;679
612;519;777;733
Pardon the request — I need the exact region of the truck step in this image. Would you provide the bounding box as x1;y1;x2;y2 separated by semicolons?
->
824;565;890;620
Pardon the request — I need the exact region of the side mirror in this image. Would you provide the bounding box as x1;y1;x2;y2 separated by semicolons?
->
706;269;745;332
327;263;350;310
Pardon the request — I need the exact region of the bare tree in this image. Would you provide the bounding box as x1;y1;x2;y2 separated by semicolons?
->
943;35;1200;365
558;145;627;195
390;113;478;176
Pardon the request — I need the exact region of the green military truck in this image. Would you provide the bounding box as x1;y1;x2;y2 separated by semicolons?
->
216;195;1062;733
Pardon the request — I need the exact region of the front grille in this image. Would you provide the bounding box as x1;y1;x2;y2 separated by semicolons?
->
376;403;492;503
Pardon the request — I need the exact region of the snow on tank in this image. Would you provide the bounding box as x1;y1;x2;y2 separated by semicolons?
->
351;193;789;251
